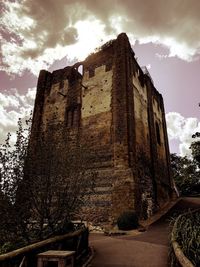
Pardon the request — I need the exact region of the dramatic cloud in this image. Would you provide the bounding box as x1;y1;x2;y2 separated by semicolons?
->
1;0;200;75
166;112;200;157
0;88;36;145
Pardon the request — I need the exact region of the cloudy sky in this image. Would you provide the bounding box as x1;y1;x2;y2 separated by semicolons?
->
1;0;200;156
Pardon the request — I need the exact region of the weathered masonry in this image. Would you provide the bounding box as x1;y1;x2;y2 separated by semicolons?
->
28;33;173;224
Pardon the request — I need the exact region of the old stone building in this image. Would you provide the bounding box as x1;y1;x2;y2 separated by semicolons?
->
28;33;173;224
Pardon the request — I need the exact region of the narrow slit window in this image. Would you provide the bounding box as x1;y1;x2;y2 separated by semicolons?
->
156;122;161;145
66;106;80;128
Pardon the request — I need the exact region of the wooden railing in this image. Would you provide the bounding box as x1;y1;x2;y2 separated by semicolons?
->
0;227;89;267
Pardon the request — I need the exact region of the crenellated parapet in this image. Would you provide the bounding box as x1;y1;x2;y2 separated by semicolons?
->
27;33;173;224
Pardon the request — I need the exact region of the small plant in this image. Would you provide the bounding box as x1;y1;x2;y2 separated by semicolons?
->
169;210;200;266
117;211;138;230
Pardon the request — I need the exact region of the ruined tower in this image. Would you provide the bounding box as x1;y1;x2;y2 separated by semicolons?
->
28;33;173;223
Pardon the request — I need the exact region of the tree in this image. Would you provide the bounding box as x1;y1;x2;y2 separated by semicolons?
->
24;133;96;239
0;117;32;249
190;140;200;168
0;117;31;201
171;153;200;196
0;117;96;251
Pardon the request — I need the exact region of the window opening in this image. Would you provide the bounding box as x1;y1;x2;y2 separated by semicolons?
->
78;65;83;75
156;122;161;145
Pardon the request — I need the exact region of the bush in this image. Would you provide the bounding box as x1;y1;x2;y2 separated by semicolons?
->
117;211;138;230
170;210;200;266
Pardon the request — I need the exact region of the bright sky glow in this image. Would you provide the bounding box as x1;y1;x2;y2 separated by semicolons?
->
66;19;111;61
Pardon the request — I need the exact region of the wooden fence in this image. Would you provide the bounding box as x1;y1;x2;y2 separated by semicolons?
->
0;227;89;267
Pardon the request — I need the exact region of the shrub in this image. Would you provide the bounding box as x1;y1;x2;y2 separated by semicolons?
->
117;211;138;230
170;210;200;266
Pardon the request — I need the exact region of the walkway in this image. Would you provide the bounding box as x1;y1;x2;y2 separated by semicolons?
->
89;197;200;267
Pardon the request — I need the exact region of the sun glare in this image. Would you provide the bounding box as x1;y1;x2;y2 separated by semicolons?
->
66;19;111;61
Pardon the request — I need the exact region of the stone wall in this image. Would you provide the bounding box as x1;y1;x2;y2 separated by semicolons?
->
26;33;173;224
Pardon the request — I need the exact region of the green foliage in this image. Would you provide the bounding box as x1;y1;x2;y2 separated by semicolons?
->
0;117;32;247
190;140;200;168
170;210;200;266
0;242;16;254
117;211;138;230
24;128;96;239
0;117;31;202
0;116;96;253
170;153;200;196
170;129;200;196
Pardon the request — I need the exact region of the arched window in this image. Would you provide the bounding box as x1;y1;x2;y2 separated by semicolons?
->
156;122;161;145
78;65;83;75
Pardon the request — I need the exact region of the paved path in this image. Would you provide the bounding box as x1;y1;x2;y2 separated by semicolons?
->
89;197;200;267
